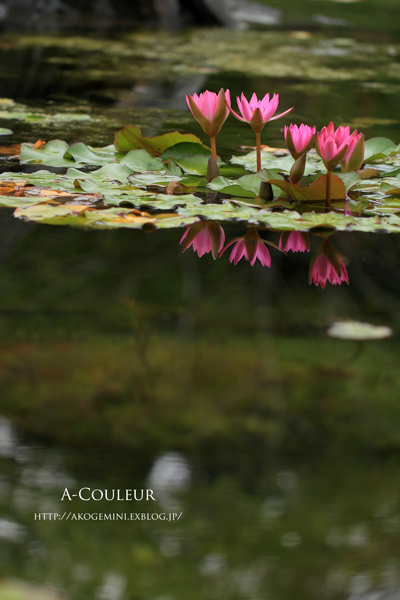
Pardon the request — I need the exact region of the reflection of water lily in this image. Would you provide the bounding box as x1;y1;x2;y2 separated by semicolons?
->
220;228;272;267
230;92;293;172
180;222;225;260
284;124;316;160
279;232;310;253
186;89;230;162
309;238;349;288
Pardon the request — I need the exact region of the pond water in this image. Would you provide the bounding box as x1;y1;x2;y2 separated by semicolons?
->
1;5;400;600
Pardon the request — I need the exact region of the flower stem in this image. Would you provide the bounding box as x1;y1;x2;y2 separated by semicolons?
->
256;131;261;172
210;136;217;163
326;170;332;209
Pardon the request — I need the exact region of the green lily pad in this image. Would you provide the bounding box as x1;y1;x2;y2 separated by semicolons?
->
327;321;393;340
336;171;361;191
65;143;119;166
268;174;347;202
161;142;211;160
364;137;400;162
380;179;400;195
207;176;256;198
120;149;165;172
165;158;183;177
0;127;13;135
20;140;74;167
176;155;210;176
231;149;325;175
66;163;134;183
51;113;91;122
114;125;207;156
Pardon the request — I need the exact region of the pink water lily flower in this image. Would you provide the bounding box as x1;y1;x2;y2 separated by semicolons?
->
220;228;272;267
315;122;351;172
284;124;316;160
186;88;230;162
180;221;225;260
309;238;349;288
279;232;310;253
342;130;365;172
230;93;293;133
230;93;294;172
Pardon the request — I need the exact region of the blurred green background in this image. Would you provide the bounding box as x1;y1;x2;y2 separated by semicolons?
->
1;1;400;598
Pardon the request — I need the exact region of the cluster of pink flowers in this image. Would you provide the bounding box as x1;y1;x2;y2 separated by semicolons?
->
186;89;292;137
180;224;348;288
184;88;358;287
186;88;364;176
186;88;293;169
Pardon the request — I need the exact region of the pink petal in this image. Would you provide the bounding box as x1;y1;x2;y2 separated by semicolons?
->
203;91;217;121
249;92;260;110
224;89;231;116
193;228;212;257
252;242;271;267
269;105;294;122
237;94;252;122
180;227;189;244
229;106;247;123
230;240;246;265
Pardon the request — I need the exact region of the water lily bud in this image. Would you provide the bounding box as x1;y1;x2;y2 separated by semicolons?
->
341;132;365;172
289;153;306;184
284;124;316;160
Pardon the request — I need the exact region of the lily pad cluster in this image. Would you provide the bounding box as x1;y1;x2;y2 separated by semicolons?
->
0;123;398;235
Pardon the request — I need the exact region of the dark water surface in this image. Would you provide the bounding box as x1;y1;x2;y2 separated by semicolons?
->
1;11;400;600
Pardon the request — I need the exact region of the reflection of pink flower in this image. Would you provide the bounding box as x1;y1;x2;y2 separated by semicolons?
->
230;93;293;133
309;239;349;288
344;201;352;216
180;221;225;259
316;122;351;171
186;89;230;137
284;124;316;160
279;231;310;252
220;228;272;267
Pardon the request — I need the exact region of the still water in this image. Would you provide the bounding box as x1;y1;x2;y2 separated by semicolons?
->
1;5;400;599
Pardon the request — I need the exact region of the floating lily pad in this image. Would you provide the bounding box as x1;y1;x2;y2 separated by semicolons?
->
327;321;393;340
0;127;13;135
120;149;165;172
268;174;347;202
161;142;211;160
65;143;120;166
364;137;400;162
114;125;207;156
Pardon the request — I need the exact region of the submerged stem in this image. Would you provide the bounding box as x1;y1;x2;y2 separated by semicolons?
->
256;131;261;172
326;170;332;210
210;136;217;163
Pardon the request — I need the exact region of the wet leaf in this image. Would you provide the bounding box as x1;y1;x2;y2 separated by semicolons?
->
380;179;400;195
336;171;361;191
0;127;13;135
268;174;347;201
176;155;210;176
65;143;119;166
161;142;211;160
327;321;393;340
364;137;400;162
231;149;325;175
114;125;206;156
120;149;165;172
20;140;74;167
208;176;257;198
